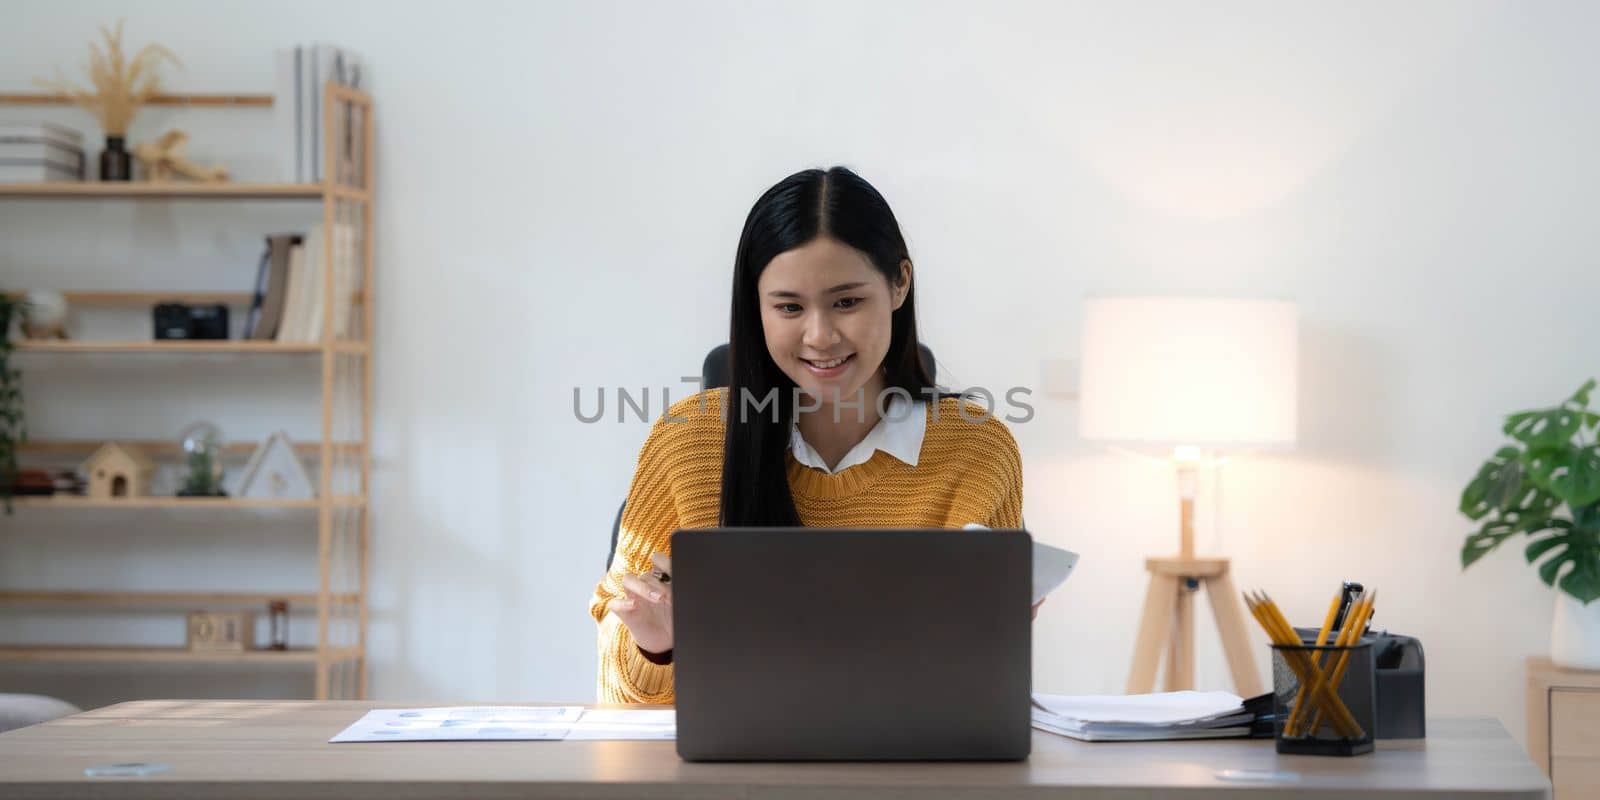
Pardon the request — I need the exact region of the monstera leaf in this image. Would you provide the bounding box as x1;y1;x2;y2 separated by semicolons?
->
1459;444;1560;570
1504;379;1599;450
1523;509;1600;604
1461;483;1561;568
1524;445;1600;509
1461;379;1600;604
1461;447;1543;521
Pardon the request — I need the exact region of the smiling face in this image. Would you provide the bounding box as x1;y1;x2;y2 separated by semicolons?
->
757;237;910;408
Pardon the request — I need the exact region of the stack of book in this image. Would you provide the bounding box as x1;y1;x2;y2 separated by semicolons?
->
242;222;361;343
0;122;85;182
274;44;366;183
1030;690;1253;742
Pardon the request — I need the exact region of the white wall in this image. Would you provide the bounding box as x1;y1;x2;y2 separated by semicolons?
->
4;0;1598;747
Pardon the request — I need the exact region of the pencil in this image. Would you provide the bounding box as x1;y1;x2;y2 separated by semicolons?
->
1299;589;1373;736
1289;590;1357;737
1285;591;1342;735
1244;591;1362;738
1307;590;1378;736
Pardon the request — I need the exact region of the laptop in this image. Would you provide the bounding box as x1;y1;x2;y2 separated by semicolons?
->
671;527;1033;762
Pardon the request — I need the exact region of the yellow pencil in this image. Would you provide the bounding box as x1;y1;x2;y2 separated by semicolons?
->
1305;590;1377;737
1293;591;1361;737
1310;590;1378;734
1285;592;1342;735
1259;592;1348;737
1245;591;1362;738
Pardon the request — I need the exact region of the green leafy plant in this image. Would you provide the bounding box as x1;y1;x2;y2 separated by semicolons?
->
0;294;26;514
1461;379;1600;604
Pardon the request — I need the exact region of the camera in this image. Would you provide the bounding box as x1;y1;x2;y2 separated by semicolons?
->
154;303;230;340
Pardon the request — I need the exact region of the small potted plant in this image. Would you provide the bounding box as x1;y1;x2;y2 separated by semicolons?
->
1461;379;1600;669
0;294;27;514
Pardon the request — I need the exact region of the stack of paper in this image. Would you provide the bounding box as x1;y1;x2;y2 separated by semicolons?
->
1031;691;1251;741
959;524;1080;604
329;706;675;743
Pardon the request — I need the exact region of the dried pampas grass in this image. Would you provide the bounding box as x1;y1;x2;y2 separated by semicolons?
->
33;20;182;137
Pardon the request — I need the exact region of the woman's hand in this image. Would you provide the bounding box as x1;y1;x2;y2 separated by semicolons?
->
611;552;674;656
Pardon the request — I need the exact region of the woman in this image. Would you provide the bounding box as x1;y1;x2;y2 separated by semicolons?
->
588;166;1024;704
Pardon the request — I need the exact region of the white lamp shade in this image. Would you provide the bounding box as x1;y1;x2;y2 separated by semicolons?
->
1079;297;1298;448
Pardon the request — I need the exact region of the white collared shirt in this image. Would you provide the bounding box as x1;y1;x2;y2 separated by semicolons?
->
789;394;926;474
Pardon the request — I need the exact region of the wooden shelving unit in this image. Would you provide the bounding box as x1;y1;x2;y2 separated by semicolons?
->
0;84;374;700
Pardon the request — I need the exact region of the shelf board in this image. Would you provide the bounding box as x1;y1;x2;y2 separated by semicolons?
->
19;439;360;457
0;591;358;608
0;92;273;107
0;182;323;199
7;496;364;510
15;340;332;354
0;647;317;664
3;291;255;307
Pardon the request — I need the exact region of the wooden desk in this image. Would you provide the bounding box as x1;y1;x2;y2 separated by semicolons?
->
0;700;1550;799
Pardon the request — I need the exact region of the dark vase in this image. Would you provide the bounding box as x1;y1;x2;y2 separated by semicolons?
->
99;136;131;181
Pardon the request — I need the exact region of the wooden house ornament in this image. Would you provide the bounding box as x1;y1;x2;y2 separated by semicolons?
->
233;431;315;500
82;443;156;499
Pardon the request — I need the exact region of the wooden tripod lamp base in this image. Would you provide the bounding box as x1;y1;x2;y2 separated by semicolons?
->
1125;556;1263;696
1125;460;1264;697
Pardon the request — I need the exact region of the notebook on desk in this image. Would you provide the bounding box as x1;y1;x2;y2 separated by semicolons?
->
671;527;1035;762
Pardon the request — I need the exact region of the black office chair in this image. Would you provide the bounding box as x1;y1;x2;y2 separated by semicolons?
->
606;344;935;570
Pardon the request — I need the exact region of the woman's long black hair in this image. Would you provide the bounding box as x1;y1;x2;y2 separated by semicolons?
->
720;166;936;526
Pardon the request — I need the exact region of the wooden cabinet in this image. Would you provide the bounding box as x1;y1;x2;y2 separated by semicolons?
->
1528;655;1600;799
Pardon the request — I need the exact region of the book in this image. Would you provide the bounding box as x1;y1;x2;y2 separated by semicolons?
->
242;242;271;339
302;44;318;181
273;48;299;182
274;43;366;183
252;234;301;340
302;225;327;343
0;163;82;182
277;237;310;342
321;44;364;183
0;127;86;181
0;140;85;166
330;221;360;339
0;121;85;148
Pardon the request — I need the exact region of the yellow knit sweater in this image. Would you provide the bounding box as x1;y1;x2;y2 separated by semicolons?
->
588;388;1024;704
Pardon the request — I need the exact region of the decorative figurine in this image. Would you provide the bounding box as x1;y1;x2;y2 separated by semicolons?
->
82;442;155;499
132;130;229;183
176;421;227;497
267;600;289;651
20;291;70;339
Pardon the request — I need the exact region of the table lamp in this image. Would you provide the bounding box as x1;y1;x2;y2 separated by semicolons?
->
1079;296;1298;696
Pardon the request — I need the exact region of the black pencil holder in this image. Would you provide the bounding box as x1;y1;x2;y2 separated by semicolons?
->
1270;641;1376;756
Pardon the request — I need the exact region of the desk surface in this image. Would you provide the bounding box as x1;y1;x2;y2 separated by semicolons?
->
0;700;1551;800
